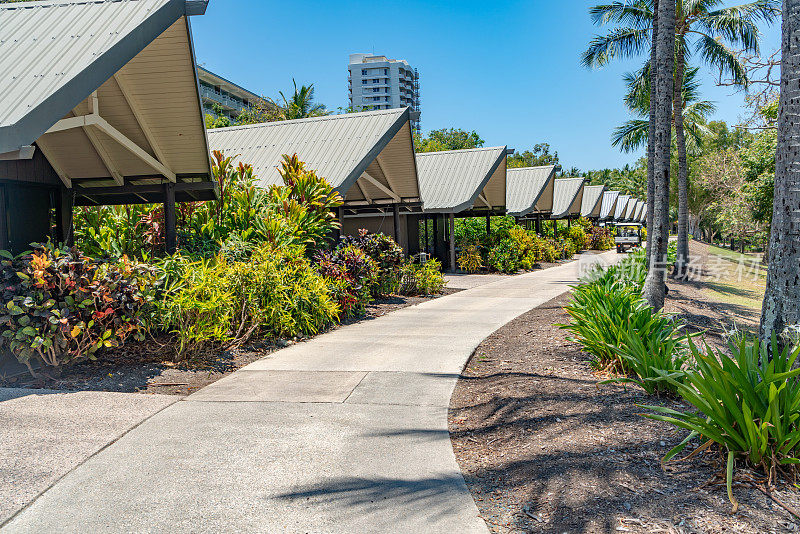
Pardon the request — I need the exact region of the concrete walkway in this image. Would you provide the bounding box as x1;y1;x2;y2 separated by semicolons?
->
2;251;615;533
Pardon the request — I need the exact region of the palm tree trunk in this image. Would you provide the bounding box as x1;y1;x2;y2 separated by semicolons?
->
646;0;659;266
673;44;690;279
643;0;675;311
760;0;800;344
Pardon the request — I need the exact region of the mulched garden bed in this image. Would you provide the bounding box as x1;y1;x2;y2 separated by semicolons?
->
449;290;800;534
0;291;460;396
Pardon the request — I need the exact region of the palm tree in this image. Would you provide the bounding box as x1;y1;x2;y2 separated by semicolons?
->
612;65;715;152
641;0;675;310
583;0;779;278
271;79;329;120
760;0;800;345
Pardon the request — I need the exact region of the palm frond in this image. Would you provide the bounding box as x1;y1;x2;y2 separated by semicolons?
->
581;27;651;68
695;34;749;86
589;0;653;28
612;119;649;152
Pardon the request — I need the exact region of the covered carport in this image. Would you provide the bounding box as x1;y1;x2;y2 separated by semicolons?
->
207;108;420;252
599;190;620;223
0;0;215;253
506;165;556;234
417;146;509;271
550;177;586;228
580;184;606;221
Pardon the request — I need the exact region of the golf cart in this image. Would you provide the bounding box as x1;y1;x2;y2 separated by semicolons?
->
615;223;643;253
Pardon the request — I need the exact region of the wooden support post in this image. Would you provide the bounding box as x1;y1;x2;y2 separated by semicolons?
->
0;186;7;251
449;212;456;273
56;186;73;245
393;203;400;245
164;182;177;254
335;206;344;243
424;214;429;255
567;217;572;228
535;214;541;235
486;213;491;236
433;214;440;259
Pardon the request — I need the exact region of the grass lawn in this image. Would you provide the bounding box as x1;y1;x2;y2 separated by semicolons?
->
702;244;766;312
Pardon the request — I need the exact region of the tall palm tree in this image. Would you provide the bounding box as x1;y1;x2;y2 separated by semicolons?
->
643;0;675;310
760;0;800;345
612;65;715;152
271;79;329;120
583;0;779;278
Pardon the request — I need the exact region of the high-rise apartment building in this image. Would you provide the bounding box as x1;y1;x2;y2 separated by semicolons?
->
348;53;420;132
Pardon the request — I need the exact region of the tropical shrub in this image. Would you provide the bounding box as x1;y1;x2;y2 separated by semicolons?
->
0;245;155;374
457;245;483;273
562;278;644;371
559;237;577;259
487;239;520;273
541;240;558;262
399;259;446;296
73;204;154;259
644;335;800;507
158;244;340;357
565;225;589;251
605;313;690;395
74;153;343;260
589;226;615;250
338;230;403;297
315;245;377;318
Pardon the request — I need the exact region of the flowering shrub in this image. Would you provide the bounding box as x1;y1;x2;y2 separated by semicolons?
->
0;245;155;375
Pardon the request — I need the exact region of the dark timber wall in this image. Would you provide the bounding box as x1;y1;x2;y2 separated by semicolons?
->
0;147;70;253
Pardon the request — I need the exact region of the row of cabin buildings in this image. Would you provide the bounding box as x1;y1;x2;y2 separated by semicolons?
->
0;0;646;270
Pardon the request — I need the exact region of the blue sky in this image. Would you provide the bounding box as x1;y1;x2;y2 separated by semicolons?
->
191;0;780;172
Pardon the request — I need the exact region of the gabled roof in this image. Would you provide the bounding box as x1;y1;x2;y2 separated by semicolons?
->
207;108;420;207
580;184;606;218
0;0;213;205
551;177;585;219
416;146;507;213
505;165;556;216
599;190;620;220
635;201;646;221
621;198;635;220
630;200;641;221
614;194;631;220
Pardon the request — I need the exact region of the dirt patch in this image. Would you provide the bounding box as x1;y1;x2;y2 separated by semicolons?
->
449;291;800;534
1;292;457;395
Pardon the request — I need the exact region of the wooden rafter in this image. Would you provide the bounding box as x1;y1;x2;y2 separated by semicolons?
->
43;92;176;182
361;171;399;201
35;138;71;187
477;192;492;209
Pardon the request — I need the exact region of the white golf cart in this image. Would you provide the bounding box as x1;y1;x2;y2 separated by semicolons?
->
615;223;643;253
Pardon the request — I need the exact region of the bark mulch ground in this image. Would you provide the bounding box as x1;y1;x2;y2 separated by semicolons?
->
0;291;460;396
449;290;799;534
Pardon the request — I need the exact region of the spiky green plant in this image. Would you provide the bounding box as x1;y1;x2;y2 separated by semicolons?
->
643;334;800;508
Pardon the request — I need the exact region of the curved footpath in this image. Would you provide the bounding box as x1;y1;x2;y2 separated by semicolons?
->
3;251;617;533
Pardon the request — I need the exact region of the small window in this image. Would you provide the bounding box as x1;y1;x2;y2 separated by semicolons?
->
373;78;379;83
362;79;367;84
362;69;367;75
384;68;388;75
